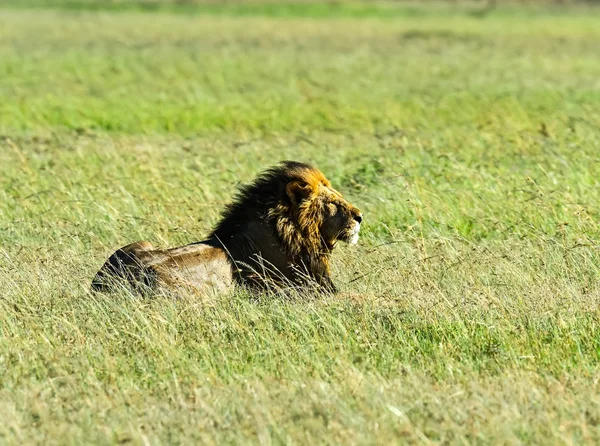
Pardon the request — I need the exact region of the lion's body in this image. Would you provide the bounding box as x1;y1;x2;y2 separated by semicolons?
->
91;161;362;295
90;240;234;296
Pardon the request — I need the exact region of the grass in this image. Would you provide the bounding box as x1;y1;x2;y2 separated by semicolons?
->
2;3;600;444
6;1;599;18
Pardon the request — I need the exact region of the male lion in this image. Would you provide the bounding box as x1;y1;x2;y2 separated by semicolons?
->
91;161;362;295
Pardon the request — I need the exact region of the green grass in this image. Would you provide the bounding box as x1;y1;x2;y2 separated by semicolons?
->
0;0;444;17
6;1;598;19
2;4;600;444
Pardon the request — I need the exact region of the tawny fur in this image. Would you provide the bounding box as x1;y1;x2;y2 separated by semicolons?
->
91;161;362;295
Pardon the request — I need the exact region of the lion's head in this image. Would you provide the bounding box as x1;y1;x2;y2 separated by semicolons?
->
211;161;362;291
272;162;362;254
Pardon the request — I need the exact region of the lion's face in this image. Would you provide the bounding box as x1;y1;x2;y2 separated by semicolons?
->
319;189;362;248
286;175;362;251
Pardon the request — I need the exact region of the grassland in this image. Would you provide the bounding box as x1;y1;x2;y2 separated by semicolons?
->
1;2;600;444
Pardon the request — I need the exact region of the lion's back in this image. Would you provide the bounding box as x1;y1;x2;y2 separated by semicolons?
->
148;242;234;295
91;240;234;296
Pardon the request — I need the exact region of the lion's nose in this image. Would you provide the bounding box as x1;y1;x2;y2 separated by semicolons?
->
354;214;362;224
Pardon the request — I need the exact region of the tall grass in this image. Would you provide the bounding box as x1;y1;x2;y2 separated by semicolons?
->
1;5;600;444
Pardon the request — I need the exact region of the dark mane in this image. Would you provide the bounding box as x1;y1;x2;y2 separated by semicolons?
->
210;161;313;241
204;159;347;292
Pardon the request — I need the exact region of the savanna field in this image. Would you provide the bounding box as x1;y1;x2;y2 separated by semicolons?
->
1;1;600;444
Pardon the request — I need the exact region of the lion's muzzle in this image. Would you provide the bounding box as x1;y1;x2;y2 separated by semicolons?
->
348;213;362;245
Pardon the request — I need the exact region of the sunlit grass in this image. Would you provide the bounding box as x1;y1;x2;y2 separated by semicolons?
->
1;5;600;444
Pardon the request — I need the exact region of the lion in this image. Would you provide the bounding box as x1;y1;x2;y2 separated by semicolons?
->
91;161;363;295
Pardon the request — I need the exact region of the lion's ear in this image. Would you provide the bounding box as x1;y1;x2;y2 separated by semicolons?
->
286;181;313;206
